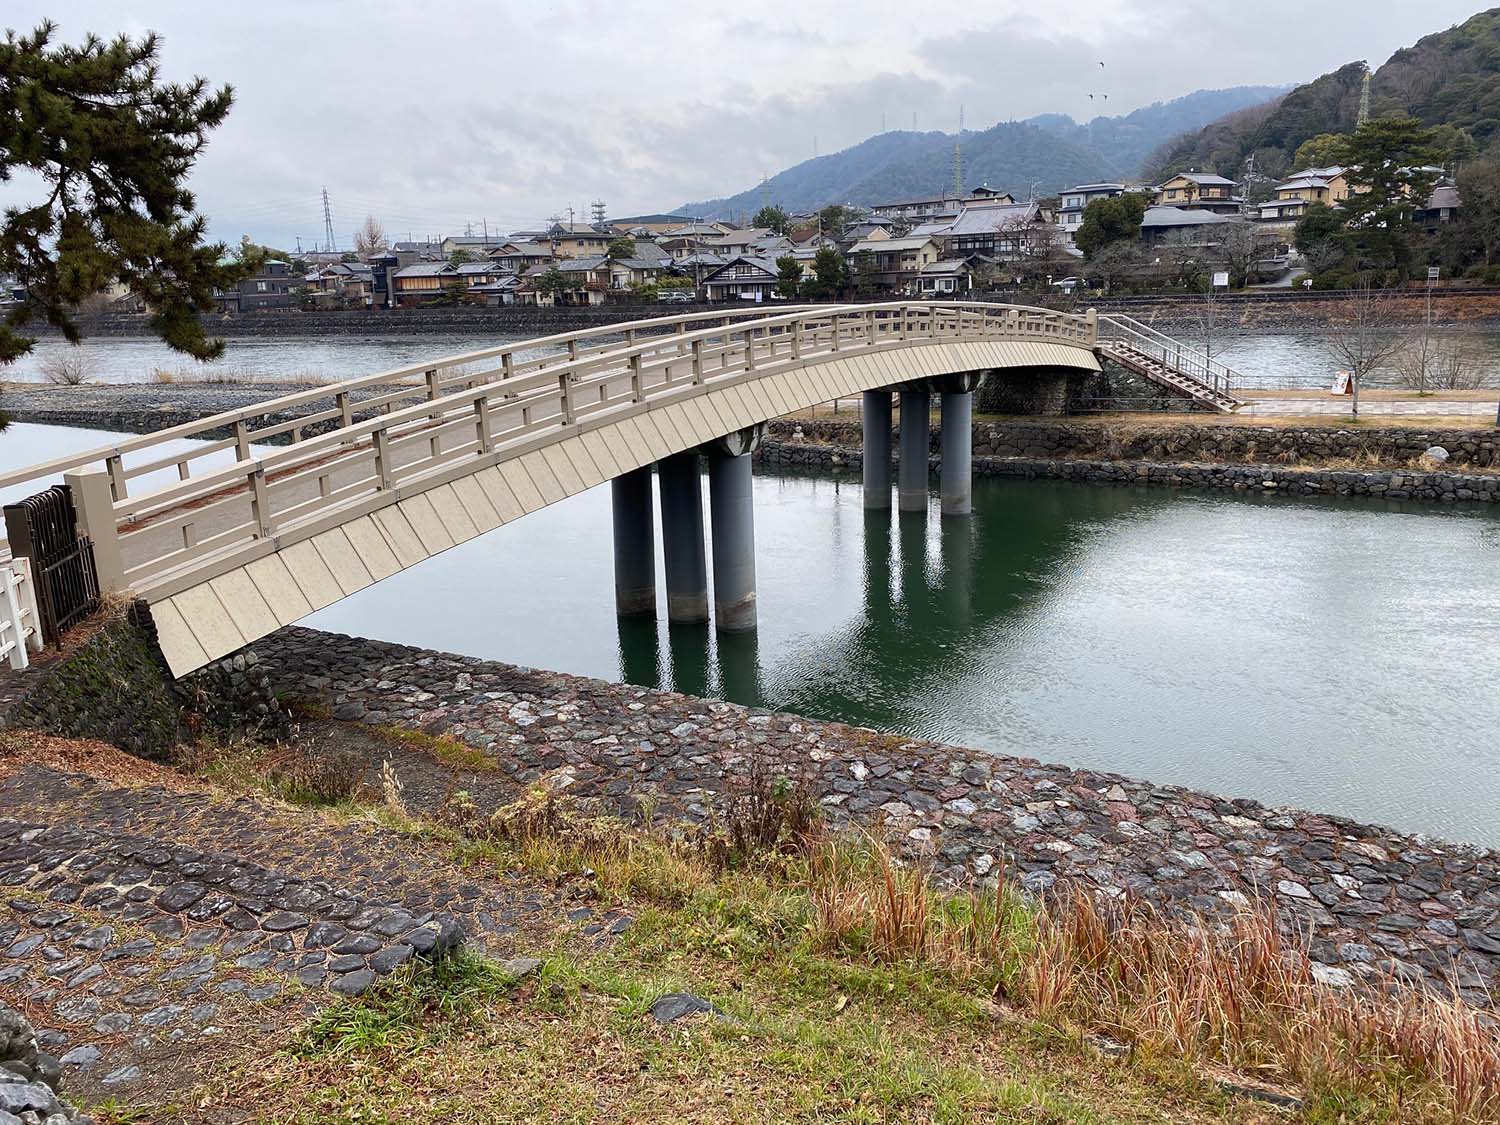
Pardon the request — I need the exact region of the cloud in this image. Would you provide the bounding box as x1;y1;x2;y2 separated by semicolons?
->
0;0;1485;247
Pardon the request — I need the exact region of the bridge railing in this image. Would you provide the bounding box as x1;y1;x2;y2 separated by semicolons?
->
3;301;1096;598
1096;313;1244;397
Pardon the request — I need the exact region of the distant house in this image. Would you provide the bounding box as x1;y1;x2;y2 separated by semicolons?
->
1414;183;1462;232
701;256;782;302
845;236;940;293
870;186;1015;222
487;242;555;272
523;256;612;305
391;261;459;305
469;274;525;306
218;259;300;313
609;214;698;235
303;262;373;307
1153;172;1242;214
706;227;795;258
917;256;984;296
389;240;445;266
1139;206;1232;246
912;201;1052;260
544;223;616;259
442;234;507;258
1056;183;1127;247
608;253;674;290
842;222;892;244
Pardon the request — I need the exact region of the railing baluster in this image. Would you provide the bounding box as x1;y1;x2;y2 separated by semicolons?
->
559;372;575;424
691;338;703;382
250;466;271;538
373;429;393;490
474;396;493;452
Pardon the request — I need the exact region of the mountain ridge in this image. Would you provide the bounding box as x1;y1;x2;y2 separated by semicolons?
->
676;85;1290;220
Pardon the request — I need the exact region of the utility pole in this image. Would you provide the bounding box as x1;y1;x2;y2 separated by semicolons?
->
321;187;337;251
953;107;965;198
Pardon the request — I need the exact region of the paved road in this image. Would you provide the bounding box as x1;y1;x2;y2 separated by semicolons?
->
1242;397;1499;417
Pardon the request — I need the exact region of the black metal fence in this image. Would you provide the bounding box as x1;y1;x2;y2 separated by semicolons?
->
3;485;100;646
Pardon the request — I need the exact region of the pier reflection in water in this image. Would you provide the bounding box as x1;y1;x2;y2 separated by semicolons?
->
306;466;1500;846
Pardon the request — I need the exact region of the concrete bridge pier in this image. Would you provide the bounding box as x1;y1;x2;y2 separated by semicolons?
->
657;451;710;626
610;466;657;617
897;386;930;513
939;390;973;517
706;425;764;632
862;390;893;509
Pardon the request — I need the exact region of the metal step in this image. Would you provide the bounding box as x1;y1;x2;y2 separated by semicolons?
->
1097;341;1242;413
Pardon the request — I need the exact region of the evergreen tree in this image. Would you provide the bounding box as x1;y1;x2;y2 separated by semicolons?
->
752;205;791;235
0;21;250;365
774;255;802;299
1336;116;1441;278
1075;194;1148;258
606;236;636;261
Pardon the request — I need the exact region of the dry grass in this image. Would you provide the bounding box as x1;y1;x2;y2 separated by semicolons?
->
802;834;1500;1122
149;364;335;387
1012;883;1496;1122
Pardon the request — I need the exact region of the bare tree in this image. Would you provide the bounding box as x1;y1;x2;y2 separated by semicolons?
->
1325;286;1409;416
1160;229;1207;290
1214;220;1272;288
1428;339;1492;391
353;215;387;259
38;349;93;385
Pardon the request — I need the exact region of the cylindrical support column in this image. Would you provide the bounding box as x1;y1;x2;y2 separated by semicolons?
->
897;387;930;513
939;390;973;517
610;466;656;617
862;390;892;510
657;451;709;625
707;451;757;632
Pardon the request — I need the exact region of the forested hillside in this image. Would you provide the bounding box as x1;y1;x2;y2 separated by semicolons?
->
678;87;1286;219
1147;8;1500;181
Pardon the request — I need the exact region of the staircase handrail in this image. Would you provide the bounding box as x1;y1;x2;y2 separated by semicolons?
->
1096;313;1244;398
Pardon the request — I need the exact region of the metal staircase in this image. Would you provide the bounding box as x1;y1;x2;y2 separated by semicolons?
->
1096;314;1245;413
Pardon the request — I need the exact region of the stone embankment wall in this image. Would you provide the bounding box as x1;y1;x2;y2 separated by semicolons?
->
254;625;1500;1005
0;605;287;759
0;1002;89;1123
766;418;1499;468
758;440;1500;503
57;304;718;340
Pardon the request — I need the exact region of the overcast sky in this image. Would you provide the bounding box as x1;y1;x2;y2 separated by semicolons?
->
5;2;1489;249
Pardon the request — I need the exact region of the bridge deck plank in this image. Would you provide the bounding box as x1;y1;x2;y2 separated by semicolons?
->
473;468;525;524
312;529;376;598
207;568;281;642
396;493;457;555
370;508;428;571
496;460;545;514
278;539;344;612
245;554;315;622
342;515;403;582
449;475;502;534
426;484;481;545
517;451;566;506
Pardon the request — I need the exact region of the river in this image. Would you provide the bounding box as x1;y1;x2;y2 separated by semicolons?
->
2;409;1497;848
7;327;1500;391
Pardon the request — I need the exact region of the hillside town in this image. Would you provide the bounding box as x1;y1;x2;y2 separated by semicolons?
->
190;150;1473;317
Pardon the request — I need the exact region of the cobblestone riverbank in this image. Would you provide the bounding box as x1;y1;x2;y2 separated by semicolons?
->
257;627;1500;1006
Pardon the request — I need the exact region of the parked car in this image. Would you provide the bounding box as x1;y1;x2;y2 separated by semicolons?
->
657;290;694;303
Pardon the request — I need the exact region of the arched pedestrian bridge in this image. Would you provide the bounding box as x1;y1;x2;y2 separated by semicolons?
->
0;302;1175;676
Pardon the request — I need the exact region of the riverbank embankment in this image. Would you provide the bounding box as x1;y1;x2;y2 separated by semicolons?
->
256;626;1500;1006
758;417;1500;503
34;289;1500;342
